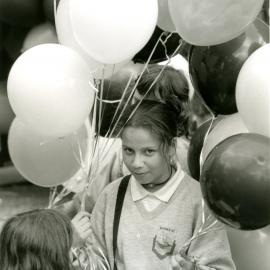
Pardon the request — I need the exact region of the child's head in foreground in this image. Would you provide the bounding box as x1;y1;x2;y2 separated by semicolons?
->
0;208;73;270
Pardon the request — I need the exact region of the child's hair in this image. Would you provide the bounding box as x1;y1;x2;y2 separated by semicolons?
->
0;209;73;270
118;98;183;154
135;64;190;137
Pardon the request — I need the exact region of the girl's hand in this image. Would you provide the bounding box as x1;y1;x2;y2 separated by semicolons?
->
171;250;196;270
71;211;92;247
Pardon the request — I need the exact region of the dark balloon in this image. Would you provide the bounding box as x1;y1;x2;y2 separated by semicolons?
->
3;26;29;61
96;70;135;137
200;133;270;230
0;134;11;167
0;0;44;27
133;26;183;64
189;18;269;115
43;0;60;25
0;23;13;80
0;49;13;80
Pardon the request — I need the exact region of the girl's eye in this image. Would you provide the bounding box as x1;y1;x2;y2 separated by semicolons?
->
145;149;155;155
123;148;133;155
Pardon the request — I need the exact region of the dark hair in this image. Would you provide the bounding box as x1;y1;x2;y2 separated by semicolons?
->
136;64;190;137
0;209;73;270
137;65;189;100
118;99;183;154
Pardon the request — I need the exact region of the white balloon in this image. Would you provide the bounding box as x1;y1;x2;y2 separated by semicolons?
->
236;44;270;137
169;0;264;46
8;118;90;187
67;0;158;64
8;44;95;137
55;0;131;79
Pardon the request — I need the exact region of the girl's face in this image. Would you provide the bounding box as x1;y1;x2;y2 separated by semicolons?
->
122;126;173;185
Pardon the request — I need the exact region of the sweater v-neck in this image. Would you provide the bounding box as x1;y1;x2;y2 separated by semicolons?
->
132;175;189;220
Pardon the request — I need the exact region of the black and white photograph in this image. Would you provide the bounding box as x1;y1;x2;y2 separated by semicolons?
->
0;0;269;269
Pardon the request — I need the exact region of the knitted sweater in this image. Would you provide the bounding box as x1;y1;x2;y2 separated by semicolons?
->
90;174;236;270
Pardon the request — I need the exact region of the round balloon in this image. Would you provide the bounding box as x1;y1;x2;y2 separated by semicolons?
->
201;113;248;163
55;0;131;79
189;18;269;115
200;133;270;230
22;22;58;53
7;44;95;137
133;26;182;64
68;0;158;64
169;0;264;45
8;118;90;187
0;0;44;27
236;43;270;138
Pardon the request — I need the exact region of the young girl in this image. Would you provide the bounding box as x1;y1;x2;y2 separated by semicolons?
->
89;99;236;270
0;209;74;270
71;64;192;213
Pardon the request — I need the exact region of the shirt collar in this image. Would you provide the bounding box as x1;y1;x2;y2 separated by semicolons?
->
131;162;185;202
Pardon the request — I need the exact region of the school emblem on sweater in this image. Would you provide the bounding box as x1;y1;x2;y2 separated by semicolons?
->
152;228;176;259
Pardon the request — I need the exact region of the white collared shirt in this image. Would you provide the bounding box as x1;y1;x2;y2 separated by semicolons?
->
130;162;185;212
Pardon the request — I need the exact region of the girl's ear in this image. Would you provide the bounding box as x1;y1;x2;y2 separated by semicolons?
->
168;137;177;157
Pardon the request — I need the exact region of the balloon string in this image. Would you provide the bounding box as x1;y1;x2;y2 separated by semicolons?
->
95;97;121;103
97;71;105;139
48;186;57;209
99;64;117;126
81;94;102;211
97;73;134;159
160;32;175;61
201;199;206;225
179;199;224;254
94;75;104;150
104;73;134;138
92;72;109;175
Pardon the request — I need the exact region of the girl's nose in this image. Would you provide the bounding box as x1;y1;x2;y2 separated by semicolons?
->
131;154;143;168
